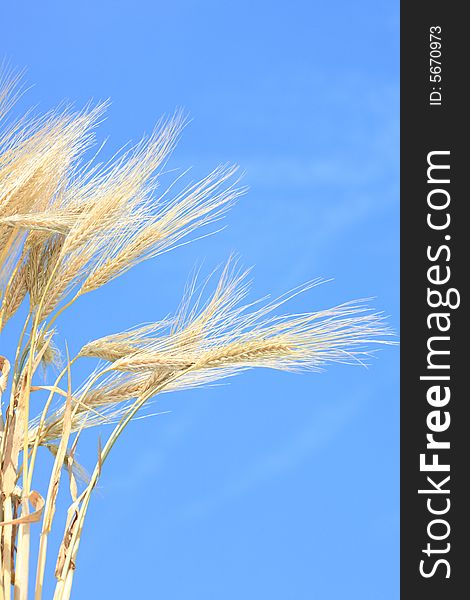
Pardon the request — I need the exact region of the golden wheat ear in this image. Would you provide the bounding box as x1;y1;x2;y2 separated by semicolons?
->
37;262;392;442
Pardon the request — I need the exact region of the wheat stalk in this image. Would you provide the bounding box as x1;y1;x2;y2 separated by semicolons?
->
0;71;393;600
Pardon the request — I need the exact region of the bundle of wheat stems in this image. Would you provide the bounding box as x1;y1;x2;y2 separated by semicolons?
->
0;72;391;599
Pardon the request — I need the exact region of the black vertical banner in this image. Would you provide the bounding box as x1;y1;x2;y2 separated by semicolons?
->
401;4;468;599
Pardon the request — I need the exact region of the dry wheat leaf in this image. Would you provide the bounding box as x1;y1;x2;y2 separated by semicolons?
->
0;491;44;527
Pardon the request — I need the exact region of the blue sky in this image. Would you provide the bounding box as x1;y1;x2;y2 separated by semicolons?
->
2;1;399;598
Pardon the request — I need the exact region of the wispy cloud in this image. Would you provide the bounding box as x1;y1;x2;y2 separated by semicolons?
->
180;391;365;519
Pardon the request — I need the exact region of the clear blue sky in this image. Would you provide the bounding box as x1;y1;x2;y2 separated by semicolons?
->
2;1;399;598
